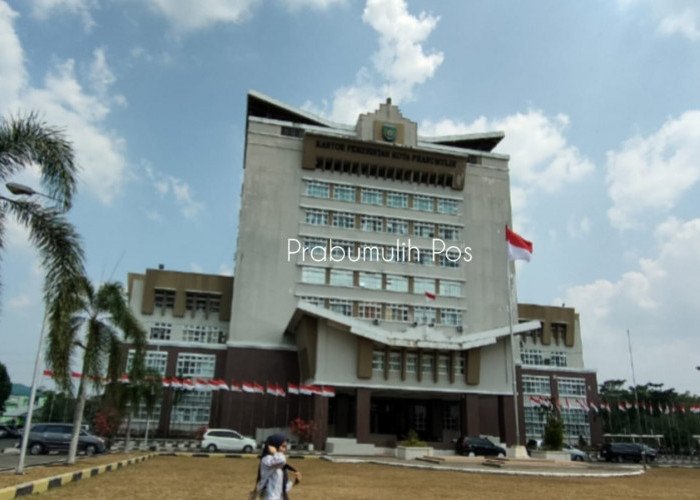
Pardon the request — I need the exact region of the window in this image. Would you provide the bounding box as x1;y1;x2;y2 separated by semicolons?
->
127;350;168;375
561;408;590;439
551;352;567;367
305;180;330;198
557;378;586;397
176;353;216;378
361;188;382;205
438;225;460;241
413;277;436;295
421;354;434;376
455;354;465;375
329;269;353;287
360;215;383;232
170;391;212;425
440;309;462;326
386;218;408;235
386;275;408;292
154;288;175;309
437;198;459;215
358;302;382;319
329;299;352;316
522;375;551;395
524;406;547;440
521;350;544;366
303;238;327;260
182;325;225;344
372;349;386;371
406;353;418;373
438;252;460;268
358;272;382;290
299;296;324;307
185;292;221;313
305;209;328;226
386;192;408;208
332;212;355;229
330;240;354;260
438;354;450;376
385;245;410;263
443;404;459;431
412;195;433;212
439;280;461;297
388;304;409;321
416;249;435;266
414;307;437;324
301;267;325;284
413;222;435;238
150;323;172;341
333;184;356;202
389;351;402;372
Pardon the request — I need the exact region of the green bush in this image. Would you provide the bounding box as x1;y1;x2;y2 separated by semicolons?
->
543;414;564;451
400;430;427;447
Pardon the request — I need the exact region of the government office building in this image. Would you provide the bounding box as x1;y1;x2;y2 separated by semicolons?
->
124;92;603;450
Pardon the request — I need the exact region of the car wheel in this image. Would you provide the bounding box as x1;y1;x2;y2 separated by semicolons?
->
497;452;505;458
85;445;97;457
29;443;44;455
206;444;217;453
243;445;253;454
468;451;476;458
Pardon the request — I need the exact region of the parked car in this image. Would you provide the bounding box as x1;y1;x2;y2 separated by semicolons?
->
600;442;657;463
0;425;21;439
20;423;106;456
200;428;257;453
455;436;506;457
563;443;588;461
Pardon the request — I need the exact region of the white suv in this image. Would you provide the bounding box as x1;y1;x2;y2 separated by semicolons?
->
200;429;257;453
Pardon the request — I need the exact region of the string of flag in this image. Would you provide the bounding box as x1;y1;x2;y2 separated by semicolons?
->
525;394;700;415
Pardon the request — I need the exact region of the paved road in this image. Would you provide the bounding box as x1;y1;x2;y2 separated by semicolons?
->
0;438;74;472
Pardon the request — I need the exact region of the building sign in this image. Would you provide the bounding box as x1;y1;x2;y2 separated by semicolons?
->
381;124;398;142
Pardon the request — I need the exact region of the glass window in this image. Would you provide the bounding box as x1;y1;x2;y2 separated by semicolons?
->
303;237;327;257
406;353;418;373
333;184;356;202
551;352;567;367
360;215;383;232
299;296;324;307
386;192;408;208
522;375;551;395
182;325;225;344
389;351;402;372
386;218;408;235
557;377;586;397
372;349;386;371
305;209;328;226
127;350;168;375
358;272;382;290
329;299;352;316
301;267;326;284
332;212;355;229
176;353;216;378
386;275;408;292
413;278;436;295
438;354;450;376
329;269;353;287
438;225;460;241
437;198;459;215
358;302;382;319
305;180;330;198
455;354;465;375
361;188;382;205
521;350;544;366
414;307;437;324
388;304;409;321
413;195;434;212
154;289;175;309
413;222;435;238
416;249;435;266
330;240;354;260
440;309;462;326
170;391;212;425
150;322;172;341
439;280;461;297
438;252;460;268
421;354;434;376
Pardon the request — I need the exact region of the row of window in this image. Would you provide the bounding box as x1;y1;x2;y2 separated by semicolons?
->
300;267;462;296
521;349;567;367
372;349;465;379
524;406;590;439
153;289;222;314
300;296;463;325
127;350;217;379
304;209;460;240
300;237;462;268
147;323;226;345
522;375;587;397
305;180;459;215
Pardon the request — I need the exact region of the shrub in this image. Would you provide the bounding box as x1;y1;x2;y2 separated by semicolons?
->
400;430;427;447
543;414;564;451
289;418;317;444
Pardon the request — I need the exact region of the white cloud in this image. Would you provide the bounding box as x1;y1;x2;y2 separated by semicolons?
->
619;0;700;41
0;2;26;112
31;0;97;30
280;0;347;10
8;293;32;309
144;164;204;220
218;263;233;276
562;217;700;394
306;0;444;124
138;0;261;33
421;110;595;197
606;110;700;230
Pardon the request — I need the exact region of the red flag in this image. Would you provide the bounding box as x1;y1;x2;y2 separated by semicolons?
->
506;226;533;262
266;382;277;396
321;386;335;397
424;291;436;300
287;382;299;395
42;370;53;377
71;371;83;379
230;381;242;392
241;381;255;393
162;377;171;388
253;382;265;394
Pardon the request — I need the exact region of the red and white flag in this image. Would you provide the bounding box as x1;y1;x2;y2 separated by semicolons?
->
230;381;242;392
506;226;533;262
216;379;230;390
118;373;129;384
170;377;183;389
242;381;255;393
618;402;626;412
266;383;277;396
182;379;196;390
162;377;171;388
287;382;300;395
424;291;436;300
275;384;286;397
253;382;265;394
300;384;313;395
43;370;53;377
589;401;599;413
321;386;335;397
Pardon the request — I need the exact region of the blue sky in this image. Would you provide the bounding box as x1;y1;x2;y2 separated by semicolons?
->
1;0;700;396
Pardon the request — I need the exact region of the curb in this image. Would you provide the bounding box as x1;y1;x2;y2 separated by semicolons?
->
0;454;154;500
158;451;321;460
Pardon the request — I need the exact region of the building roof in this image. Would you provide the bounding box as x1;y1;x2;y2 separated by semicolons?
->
286;301;541;351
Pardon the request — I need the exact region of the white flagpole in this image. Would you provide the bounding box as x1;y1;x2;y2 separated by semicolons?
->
506;235;522;448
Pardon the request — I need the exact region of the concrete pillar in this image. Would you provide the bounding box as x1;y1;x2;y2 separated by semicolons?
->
356;388;371;443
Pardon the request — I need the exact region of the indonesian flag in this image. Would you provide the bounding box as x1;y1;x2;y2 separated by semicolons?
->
618;402;626;412
321;386;335;397
506;226;533;262
275;384;286;397
625;401;632;410
195;378;211;391
287;382;300;395
118;373;129;383
576;399;588;410
170;377;183;389
241;381;255;393
266;383;277;396
424;291;436;300
529;395;540;405
230;381;242;392
589;401;599;413
309;385;323;396
162;377;171;388
300;384;313;395
43;370;53;377
182;379;196;390
253;382;265;394
216;379;230;390
72;371;84;379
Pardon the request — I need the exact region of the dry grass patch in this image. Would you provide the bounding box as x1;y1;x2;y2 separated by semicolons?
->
16;456;700;500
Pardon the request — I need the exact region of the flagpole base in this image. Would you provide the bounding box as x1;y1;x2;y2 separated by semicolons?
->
507;445;531;459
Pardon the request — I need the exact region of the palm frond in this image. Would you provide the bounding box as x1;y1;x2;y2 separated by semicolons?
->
0;112;78;212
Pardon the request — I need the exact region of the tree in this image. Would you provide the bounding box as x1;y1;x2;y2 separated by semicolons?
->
0;362;11;413
0;113;85;389
60;278;146;464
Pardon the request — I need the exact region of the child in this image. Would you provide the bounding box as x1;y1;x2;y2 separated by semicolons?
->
253;433;301;500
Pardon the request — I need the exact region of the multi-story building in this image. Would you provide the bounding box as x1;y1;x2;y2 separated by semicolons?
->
517;304;603;446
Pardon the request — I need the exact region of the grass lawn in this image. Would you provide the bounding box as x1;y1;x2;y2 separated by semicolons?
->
3;454;700;499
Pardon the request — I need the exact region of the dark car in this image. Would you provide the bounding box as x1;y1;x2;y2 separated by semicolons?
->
19;423;106;456
600;442;657;463
455;436;506;457
0;424;21;439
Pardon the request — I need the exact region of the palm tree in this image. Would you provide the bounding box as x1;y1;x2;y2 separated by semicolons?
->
0;113;85;389
122;368;163;451
62;278;147;464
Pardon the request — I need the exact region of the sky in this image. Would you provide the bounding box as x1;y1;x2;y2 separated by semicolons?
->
1;0;700;397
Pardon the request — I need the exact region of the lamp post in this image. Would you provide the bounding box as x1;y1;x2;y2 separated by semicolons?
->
6;182;56;475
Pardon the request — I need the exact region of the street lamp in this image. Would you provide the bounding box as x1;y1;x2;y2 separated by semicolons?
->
7;182;54;475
